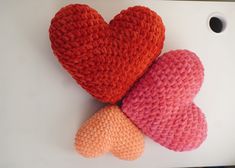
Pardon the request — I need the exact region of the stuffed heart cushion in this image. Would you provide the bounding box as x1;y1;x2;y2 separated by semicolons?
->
122;50;207;151
49;4;165;103
75;105;144;160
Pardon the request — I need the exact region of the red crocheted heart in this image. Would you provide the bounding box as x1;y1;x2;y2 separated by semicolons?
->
122;50;207;151
49;4;165;103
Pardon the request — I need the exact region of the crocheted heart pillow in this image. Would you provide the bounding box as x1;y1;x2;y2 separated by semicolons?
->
75;105;144;160
122;50;207;152
49;4;165;103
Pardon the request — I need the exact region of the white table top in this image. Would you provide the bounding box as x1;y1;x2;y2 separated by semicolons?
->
1;0;235;167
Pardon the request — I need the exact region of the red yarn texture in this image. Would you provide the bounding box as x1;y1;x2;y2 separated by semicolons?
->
122;50;207;151
49;4;165;103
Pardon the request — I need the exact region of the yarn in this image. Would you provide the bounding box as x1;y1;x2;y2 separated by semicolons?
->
75;105;144;160
49;4;208;160
49;4;165;104
122;50;207;151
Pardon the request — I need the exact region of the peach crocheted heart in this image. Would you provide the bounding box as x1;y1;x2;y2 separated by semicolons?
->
75;105;144;160
122;50;207;151
49;4;165;103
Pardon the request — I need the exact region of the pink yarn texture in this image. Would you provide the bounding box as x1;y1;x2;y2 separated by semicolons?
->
121;50;207;151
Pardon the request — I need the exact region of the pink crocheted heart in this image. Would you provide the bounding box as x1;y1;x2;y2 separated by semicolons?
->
121;50;207;151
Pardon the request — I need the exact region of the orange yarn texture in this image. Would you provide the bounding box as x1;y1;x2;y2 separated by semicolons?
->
75;105;144;160
49;4;165;103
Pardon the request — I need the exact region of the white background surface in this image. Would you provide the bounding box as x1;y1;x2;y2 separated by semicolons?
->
1;0;235;167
